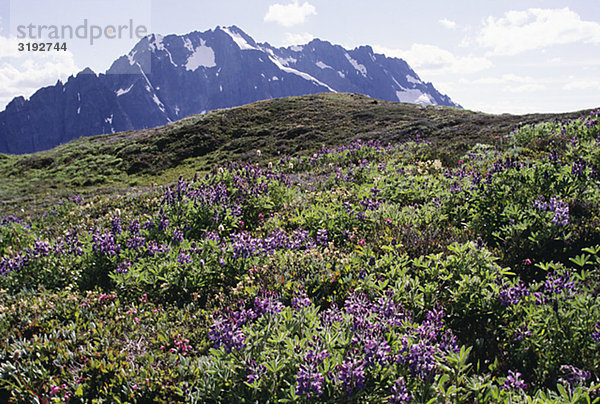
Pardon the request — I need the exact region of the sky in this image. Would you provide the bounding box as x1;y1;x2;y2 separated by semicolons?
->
0;0;599;114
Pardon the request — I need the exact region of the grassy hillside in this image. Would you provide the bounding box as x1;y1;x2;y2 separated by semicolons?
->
1;94;600;403
0;93;588;211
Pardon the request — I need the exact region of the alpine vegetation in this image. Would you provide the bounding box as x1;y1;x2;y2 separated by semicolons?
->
1;107;600;402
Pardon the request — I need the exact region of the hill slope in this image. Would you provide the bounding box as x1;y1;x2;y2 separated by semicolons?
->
0;93;591;210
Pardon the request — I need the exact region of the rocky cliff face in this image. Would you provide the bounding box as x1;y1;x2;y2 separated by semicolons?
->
0;26;459;154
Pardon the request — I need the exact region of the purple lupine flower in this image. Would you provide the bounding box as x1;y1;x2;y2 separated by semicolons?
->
388;377;412;403
374;294;410;327
177;253;192;265
146;241;170;256
559;365;591;386
246;359;267;384
533;196;548;211
263;230;290;255
143;219;155;230
291;292;313;310
356;212;367;222
296;350;326;399
404;342;437;378
321;303;344;325
547;197;569;226
205;230;221;243
535;196;569;226
158;215;169;231
31;239;51;259
0;215;25;227
254;294;284;315
361;198;381;211
513;324;532;341
592;321;600;346
91;231;121;256
499;281;530;306
501;370;527;390
111;216;122;235
338;357;366;393
230;232;263;259
364;338;391;366
116;261;131;274
343;201;354;213
127;236;146;250
290;228;315;250
541;271;577;300
172;228;184;244
208;315;246;353
316;229;329;246
128;220;140;235
449;181;462;193
572;159;586;177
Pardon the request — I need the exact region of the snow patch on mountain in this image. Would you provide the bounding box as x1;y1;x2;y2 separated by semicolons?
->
267;55;336;92
316;61;332;70
221;27;258;51
406;75;421;84
183;37;194;52
116;84;134;96
345;53;367;77
185;40;216;71
396;89;433;105
127;50;137;65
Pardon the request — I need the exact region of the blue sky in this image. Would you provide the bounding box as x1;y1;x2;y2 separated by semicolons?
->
1;0;599;113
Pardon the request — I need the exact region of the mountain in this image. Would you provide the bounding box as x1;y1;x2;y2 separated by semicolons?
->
0;26;459;155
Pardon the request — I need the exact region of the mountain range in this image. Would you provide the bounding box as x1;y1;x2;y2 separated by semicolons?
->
0;25;459;154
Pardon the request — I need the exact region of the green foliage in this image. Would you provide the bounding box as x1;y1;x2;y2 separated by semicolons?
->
1;102;600;402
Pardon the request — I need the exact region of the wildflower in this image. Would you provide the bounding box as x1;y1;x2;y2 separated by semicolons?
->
172;228;184;244
338;357;366;393
128;219;140;235
246;359;267;384
501;370;527;390
111;216;122;235
316;229;329;246
389;377;412;403
592;321;600;346
296;350;327;399
499;281;529;306
559;365;591;386
177;253;192;265
209;315;247;353
116;261;131;274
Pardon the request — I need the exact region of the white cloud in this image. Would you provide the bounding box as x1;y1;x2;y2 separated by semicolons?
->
0;36;79;109
373;43;492;75
470;74;537;85
264;1;317;27
461;73;546;93
478;8;600;55
563;80;600;91
439;18;456;30
283;32;314;45
467;74;546;92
